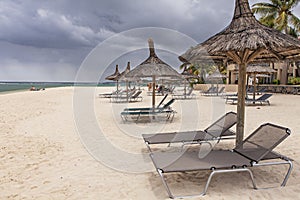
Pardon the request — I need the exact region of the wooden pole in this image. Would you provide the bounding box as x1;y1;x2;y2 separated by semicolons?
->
152;75;156;109
253;73;257;101
236;62;247;146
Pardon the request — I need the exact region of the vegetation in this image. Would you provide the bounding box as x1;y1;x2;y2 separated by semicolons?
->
272;79;281;84
252;0;300;37
179;63;227;85
288;77;300;84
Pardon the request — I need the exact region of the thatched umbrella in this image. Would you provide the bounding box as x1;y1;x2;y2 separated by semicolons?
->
125;38;181;108
246;65;276;100
118;62;131;101
206;71;227;96
105;64;121;91
181;65;198;98
179;0;300;145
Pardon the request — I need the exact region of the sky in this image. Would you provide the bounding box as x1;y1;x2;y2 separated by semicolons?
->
0;0;299;82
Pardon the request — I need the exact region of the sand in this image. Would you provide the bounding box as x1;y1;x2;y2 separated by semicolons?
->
0;86;300;200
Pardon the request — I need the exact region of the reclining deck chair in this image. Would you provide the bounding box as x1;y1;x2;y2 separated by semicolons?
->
245;93;273;105
172;88;196;100
121;98;176;122
201;86;217;96
111;90;142;103
124;94;168;112
149;123;293;198
142;112;237;151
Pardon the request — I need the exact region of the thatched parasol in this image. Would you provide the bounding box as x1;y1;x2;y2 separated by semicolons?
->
125;38;181;108
105;64;121;91
206;71;227;96
179;0;300;145
180;65;198;98
246;65;276;100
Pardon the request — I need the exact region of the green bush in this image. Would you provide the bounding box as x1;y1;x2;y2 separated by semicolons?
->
288;77;300;85
272;79;280;85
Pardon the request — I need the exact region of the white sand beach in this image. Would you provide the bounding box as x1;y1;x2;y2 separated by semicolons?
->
1;86;300;199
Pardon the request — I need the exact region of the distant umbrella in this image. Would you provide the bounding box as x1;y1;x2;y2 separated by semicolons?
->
181;65;198;98
105;64;121;91
125;38;181;108
179;0;300;145
246;65;276;100
206;71;226;96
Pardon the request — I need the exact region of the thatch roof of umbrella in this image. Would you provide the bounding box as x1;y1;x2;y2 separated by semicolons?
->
246;65;276;74
119;62;131;78
126;39;181;78
125;38;181;107
105;64;120;81
178;0;300;145
179;1;300;64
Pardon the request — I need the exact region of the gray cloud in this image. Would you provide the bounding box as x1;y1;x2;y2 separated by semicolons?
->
0;0;299;81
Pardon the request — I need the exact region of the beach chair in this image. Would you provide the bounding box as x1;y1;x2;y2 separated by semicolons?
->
99;90;121;98
128;90;143;102
149;123;293;198
203;86;225;96
120;99;176;122
201;86;217;96
124;94;168;112
111;90;142;103
142;112;237;151
245;93;272;105
172;88;196;100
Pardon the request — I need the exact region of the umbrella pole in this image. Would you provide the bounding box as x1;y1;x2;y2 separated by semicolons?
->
236;62;247;146
126;81;129;102
216;81;219;96
117;80;119;92
152;75;156;109
184;79;187;99
253;73;257;101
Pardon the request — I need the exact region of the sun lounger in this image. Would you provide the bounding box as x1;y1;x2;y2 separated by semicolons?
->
111;90;142;103
172;88;196;99
149;123;293;198
245;93;272;105
120;99;176;122
201;86;217;96
124;94;169;112
99;90;121;98
142;112;237;151
202;86;225;96
226;93;272;105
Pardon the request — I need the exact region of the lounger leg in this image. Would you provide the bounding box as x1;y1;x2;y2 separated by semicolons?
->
281;160;293;186
157;169;175;199
252;159;293;188
145;141;152;152
157;168;257;199
207;168;257;191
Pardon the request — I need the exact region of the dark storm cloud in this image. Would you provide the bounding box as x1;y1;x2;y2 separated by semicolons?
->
0;0;298;81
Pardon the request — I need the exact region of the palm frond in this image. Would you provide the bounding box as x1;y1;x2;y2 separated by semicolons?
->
289;14;300;31
275;11;289;32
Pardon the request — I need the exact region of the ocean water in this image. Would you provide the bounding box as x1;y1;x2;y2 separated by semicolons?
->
0;82;115;93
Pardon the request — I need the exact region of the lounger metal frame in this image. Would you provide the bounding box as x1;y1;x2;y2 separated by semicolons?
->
148;123;293;199
153;155;292;199
120;99;176;123
143;112;237;151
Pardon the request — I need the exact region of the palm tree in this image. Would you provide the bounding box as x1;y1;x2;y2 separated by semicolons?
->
252;0;300;37
179;63;227;84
